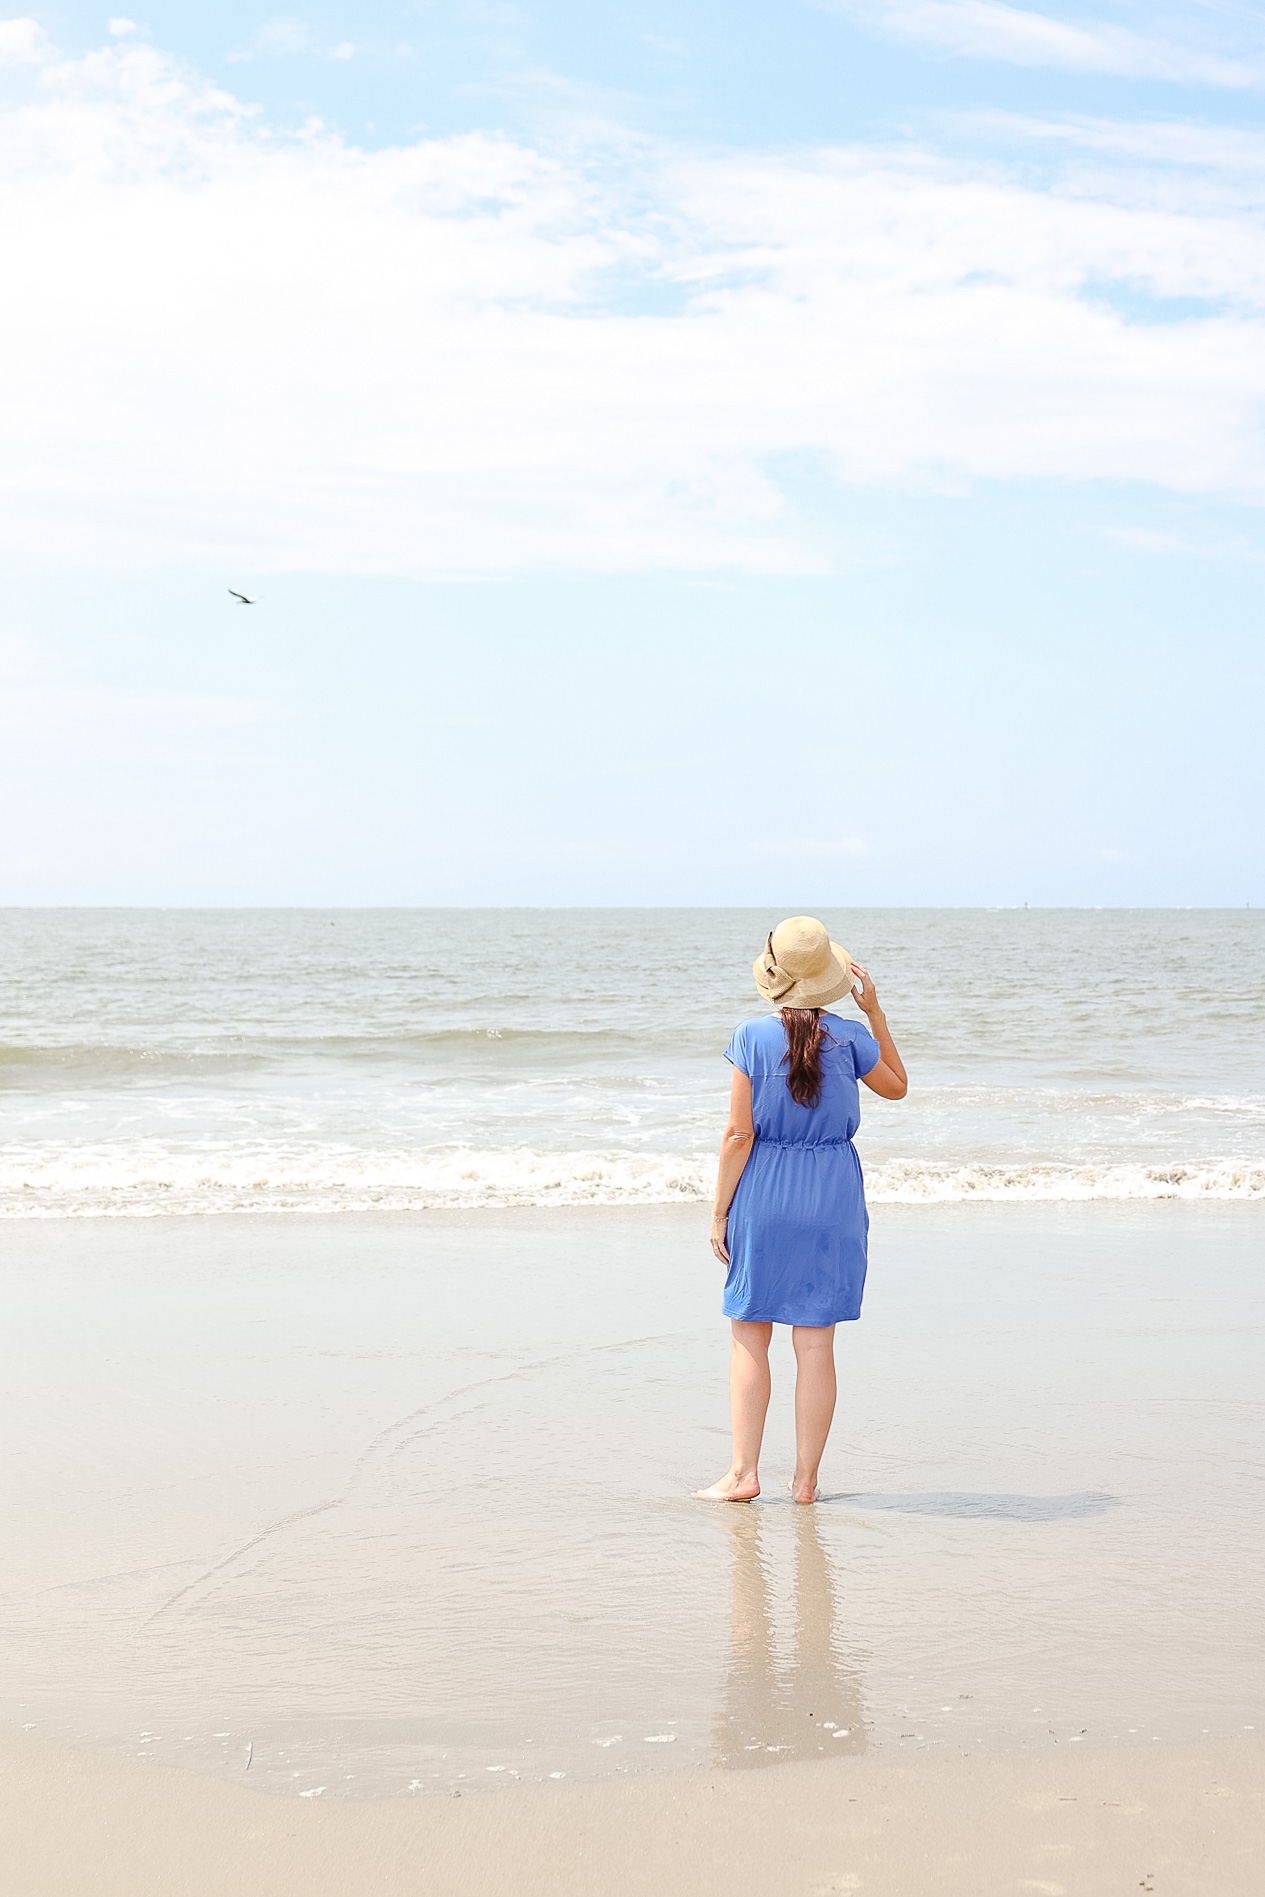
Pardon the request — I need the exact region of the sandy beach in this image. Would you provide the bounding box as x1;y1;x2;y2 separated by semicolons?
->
4;1204;1263;1799
4;1724;1261;1895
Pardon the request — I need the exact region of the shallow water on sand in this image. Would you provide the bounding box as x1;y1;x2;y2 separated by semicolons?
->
3;1205;1262;1798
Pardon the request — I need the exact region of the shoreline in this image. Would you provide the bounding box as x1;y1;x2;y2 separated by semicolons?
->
4;1195;1264;1224
3;1725;1260;1895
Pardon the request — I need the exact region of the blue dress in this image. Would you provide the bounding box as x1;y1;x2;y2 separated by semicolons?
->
722;1012;882;1328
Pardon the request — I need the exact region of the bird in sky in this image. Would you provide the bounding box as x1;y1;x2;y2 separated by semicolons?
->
228;589;257;605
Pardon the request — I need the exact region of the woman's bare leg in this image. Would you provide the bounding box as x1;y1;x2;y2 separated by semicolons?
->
789;1324;837;1504
692;1320;773;1501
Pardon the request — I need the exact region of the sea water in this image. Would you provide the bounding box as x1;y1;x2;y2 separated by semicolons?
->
1;907;1262;1214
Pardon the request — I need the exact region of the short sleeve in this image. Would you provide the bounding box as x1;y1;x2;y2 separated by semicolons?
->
851;1023;881;1078
724;1020;754;1075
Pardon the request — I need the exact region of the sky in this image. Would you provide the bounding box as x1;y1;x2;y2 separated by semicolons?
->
1;1;1263;904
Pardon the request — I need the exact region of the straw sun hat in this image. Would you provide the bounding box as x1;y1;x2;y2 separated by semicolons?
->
753;916;858;1010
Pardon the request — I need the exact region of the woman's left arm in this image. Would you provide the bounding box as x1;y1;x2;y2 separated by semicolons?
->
850;964;908;1101
710;1067;755;1263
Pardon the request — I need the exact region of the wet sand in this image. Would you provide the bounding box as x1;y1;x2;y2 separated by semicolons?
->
3;1724;1261;1895
3;1204;1263;1802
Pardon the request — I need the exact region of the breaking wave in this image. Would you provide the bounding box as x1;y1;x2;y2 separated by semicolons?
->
1;1144;1262;1217
865;1159;1265;1204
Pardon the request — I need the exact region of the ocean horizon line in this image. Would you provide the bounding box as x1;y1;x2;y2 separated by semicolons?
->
0;902;1257;915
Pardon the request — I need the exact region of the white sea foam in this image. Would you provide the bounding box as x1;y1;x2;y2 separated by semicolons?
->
0;1144;715;1217
1;1144;1262;1217
864;1159;1265;1204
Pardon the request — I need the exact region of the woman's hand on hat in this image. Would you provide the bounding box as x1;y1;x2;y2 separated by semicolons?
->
710;1212;730;1264
850;961;881;1018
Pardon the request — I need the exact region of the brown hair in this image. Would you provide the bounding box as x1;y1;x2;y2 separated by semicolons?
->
781;1007;828;1109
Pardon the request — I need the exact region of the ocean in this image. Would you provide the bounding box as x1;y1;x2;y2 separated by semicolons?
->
2;907;1262;1215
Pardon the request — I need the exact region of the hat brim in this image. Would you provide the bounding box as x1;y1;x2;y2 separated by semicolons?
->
753;940;856;1010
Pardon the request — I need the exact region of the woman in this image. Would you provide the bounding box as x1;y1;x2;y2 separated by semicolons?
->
693;917;907;1506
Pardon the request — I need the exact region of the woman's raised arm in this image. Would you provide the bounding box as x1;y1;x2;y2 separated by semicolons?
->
850;964;908;1101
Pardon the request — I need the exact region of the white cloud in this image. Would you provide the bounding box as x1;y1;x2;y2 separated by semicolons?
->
227;16;312;62
0;632;55;682
108;19;138;37
839;1;1257;86
253;16;310;55
964;109;1265;172
1105;526;1194;552
0;16;49;63
771;839;871;856
1104;525;1261;558
0;666;273;770
2;33;1265;575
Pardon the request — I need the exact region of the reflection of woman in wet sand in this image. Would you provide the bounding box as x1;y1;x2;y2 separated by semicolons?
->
717;1507;866;1766
694;918;906;1505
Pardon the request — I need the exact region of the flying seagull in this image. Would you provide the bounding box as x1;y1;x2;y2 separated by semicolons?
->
228;589;257;605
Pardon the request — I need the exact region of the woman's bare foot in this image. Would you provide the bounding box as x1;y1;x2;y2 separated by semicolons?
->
788;1476;820;1505
692;1470;760;1502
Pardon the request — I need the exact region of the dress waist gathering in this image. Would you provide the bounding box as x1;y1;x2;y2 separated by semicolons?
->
755;1135;854;1150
